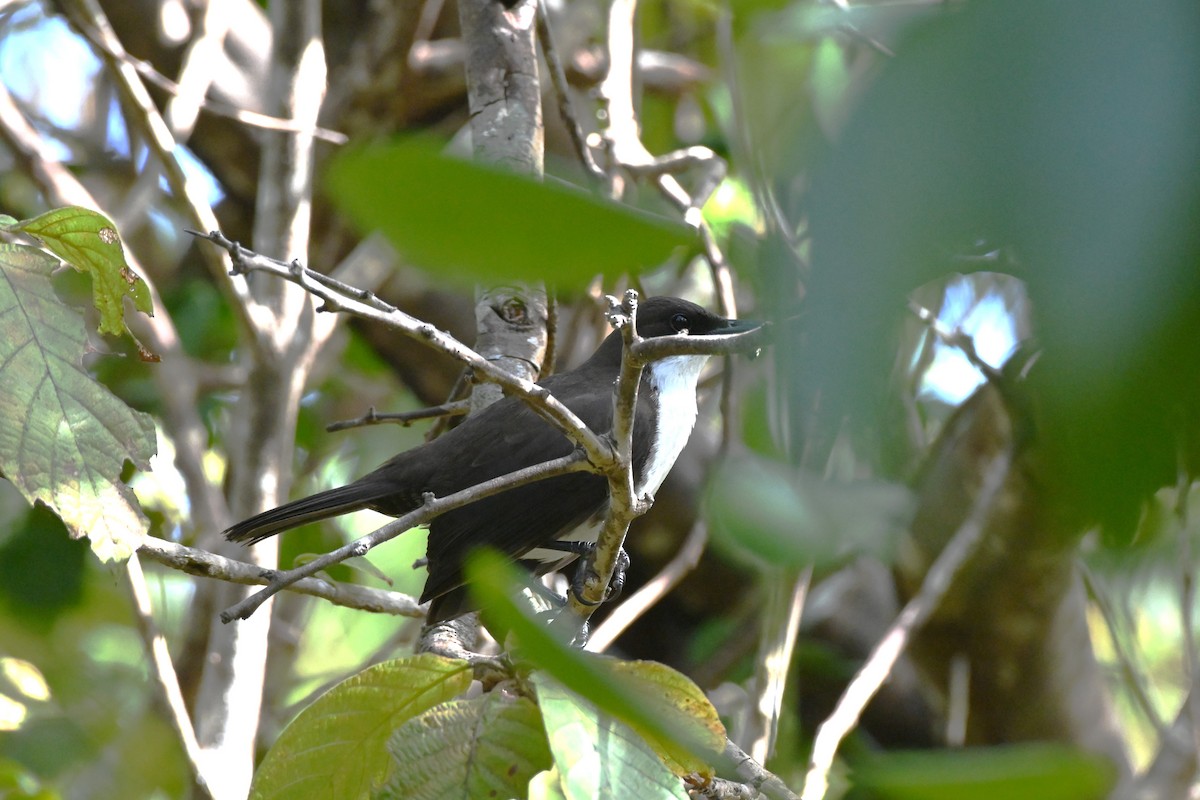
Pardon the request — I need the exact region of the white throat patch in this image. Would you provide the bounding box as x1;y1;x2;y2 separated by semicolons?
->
522;353;710;567
637;354;710;497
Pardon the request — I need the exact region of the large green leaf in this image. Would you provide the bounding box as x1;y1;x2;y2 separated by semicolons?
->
248;654;472;800
0;244;155;561
325;139;693;287
375;693;551;800
14;207;152;337
532;674;688;800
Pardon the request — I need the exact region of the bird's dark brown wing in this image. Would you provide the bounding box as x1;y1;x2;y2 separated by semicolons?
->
417;366;655;609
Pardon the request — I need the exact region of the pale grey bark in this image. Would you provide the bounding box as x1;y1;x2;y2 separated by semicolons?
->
190;1;332;796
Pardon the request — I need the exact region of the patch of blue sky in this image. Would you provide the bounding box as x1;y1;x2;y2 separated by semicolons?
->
167;144;225;206
104;90;130;158
919;276;1019;405
1;3;224;207
0;8;99;133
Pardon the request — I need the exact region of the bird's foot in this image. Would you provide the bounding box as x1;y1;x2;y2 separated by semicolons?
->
569;545;631;606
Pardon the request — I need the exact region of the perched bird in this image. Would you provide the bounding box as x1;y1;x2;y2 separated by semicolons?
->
225;297;759;622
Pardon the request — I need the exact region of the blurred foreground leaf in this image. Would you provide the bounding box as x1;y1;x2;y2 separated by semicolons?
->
851;743;1114;800
533;674;688;800
0;244;155;561
326;139;692;286
465;551;730;778
802;0;1200;535
707;455;912;570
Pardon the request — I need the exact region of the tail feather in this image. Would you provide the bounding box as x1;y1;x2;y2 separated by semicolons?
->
224;484;383;545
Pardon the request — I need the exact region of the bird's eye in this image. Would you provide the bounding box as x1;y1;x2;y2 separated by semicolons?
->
670;313;689;333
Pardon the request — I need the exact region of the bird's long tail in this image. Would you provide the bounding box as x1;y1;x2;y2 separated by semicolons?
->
224;483;384;545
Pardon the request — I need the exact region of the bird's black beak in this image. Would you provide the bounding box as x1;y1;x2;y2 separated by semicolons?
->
716;316;769;357
722;317;762;334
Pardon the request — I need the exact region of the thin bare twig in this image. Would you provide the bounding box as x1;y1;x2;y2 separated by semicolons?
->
192;230;617;471
115;0;235;246
1081;568;1167;735
630;324;769;361
596;0;737;301
724;739;802;800
405;0;464;75
427;370;475;441
326;400;471;432
536;0;606;183
137;536;426;617
220;451;594;622
747;567;812;763
907;298;1000;382
801;448;1014;800
146;45;346;142
58;0;251;328
124;554;217;799
60;1;346;143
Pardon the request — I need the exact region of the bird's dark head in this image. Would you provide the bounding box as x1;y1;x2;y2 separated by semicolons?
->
632;296;760;339
583;296;762;369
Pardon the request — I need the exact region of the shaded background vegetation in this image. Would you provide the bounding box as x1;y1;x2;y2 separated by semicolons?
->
0;0;1197;797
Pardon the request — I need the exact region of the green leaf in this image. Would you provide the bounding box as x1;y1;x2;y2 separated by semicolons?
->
325;139;693;287
17;207;152;337
249;654;472;800
464;551;730;775
851;743;1115;800
0;244;155;561
528;768;569;800
706;455;912;570
532;674;689;800
603;661;725;778
375;693;551;800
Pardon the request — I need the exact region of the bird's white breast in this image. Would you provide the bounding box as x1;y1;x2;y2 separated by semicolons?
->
637;354;710;497
521;353;710;567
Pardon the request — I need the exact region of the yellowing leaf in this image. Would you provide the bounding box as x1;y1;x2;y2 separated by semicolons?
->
17;206;153;337
605;660;726;778
0;243;155;561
